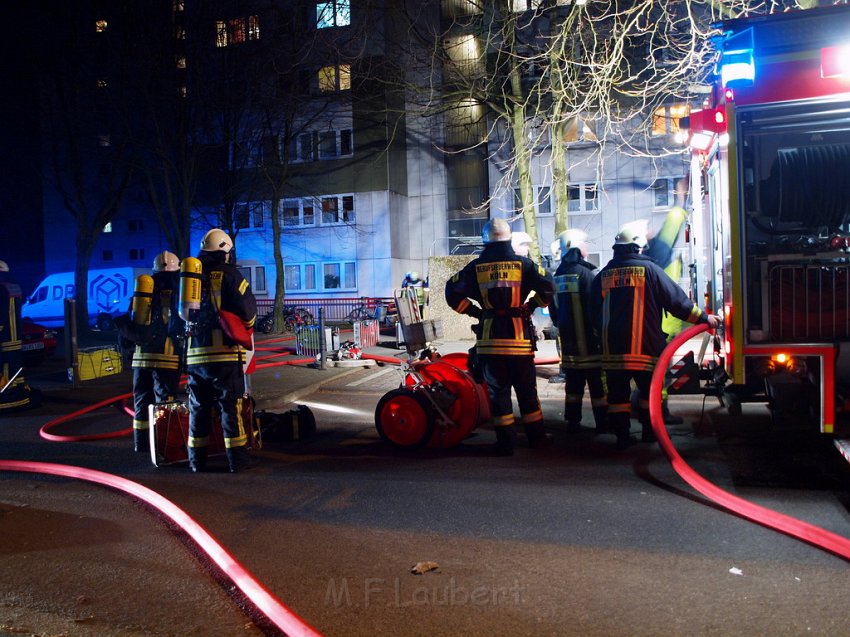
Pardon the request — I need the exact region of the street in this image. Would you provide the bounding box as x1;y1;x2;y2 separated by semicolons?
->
2;351;850;636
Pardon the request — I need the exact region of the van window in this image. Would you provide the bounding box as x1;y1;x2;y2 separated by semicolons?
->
30;287;47;304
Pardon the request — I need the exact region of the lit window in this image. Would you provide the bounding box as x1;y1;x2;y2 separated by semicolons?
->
318;64;351;92
98;134;111;147
317;0;351;29
562;115;598;143
178;85;187;98
176;55;187;69
103;222;113;233
95;20;107;33
97;78;108;88
652;103;690;136
215;15;259;47
567;183;599;214
511;0;541;11
172;0;185;11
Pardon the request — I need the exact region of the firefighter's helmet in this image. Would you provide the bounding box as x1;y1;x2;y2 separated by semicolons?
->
482;218;512;244
406;271;420;282
614;220;648;248
153;251;179;272
558;229;588;254
0;260;8;273
200;228;233;254
511;232;533;256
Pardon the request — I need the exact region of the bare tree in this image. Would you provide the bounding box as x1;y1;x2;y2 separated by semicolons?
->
40;3;138;331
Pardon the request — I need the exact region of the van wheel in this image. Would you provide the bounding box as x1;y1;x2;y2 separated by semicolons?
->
96;314;114;331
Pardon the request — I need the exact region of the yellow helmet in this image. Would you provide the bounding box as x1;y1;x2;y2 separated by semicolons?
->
200;228;233;254
153;251;180;272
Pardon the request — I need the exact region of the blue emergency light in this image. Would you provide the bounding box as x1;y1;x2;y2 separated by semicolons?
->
720;28;755;88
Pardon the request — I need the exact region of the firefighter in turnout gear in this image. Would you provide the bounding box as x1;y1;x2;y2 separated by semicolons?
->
130;251;184;452
445;219;556;456
553;229;607;433
0;260;40;412
590;221;718;449
186;229;257;473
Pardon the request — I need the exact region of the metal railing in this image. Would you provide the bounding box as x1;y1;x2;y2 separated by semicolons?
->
769;263;850;340
256;297;396;324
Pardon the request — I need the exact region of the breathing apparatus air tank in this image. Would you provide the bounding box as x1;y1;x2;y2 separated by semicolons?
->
179;257;203;323
131;274;154;326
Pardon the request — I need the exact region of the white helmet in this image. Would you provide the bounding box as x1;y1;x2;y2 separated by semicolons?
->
406;271;420;281
511;232;533;256
559;229;588;255
0;260;8;273
200;228;233;254
482;218;512;244
549;239;562;262
153;250;179;272
614;220;649;248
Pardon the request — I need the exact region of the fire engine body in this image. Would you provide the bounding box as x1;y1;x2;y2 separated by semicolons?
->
687;5;850;432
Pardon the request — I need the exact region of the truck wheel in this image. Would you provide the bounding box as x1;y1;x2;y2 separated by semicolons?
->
375;388;434;450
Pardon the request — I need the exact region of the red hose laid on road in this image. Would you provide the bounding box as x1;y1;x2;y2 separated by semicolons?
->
40;392;134;442
650;323;850;561
0;460;323;637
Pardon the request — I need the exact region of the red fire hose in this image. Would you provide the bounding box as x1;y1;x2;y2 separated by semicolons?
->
0;459;322;637
651;323;850;561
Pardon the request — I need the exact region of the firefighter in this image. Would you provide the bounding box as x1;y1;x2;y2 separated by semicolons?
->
401;271;428;318
186;229;257;473
590;221;718;449
644;205;689;424
130;251;184;453
553;229;607;433
511;232;534;258
0;260;40;412
445;218;556;456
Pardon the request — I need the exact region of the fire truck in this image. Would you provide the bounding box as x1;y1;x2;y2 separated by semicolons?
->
684;5;850;440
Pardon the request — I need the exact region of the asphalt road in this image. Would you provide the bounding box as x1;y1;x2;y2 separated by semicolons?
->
3;351;850;636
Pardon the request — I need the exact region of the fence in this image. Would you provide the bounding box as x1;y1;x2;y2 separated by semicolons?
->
256;297;396;324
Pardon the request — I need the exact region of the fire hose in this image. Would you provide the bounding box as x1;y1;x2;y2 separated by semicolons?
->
651;323;850;562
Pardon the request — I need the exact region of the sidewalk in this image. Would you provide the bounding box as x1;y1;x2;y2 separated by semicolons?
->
25;328;561;415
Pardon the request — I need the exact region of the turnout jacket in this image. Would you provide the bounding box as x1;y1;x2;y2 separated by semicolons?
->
132;271;184;371
0;273;22;355
187;252;256;367
553;248;600;368
590;245;708;371
445;241;555;356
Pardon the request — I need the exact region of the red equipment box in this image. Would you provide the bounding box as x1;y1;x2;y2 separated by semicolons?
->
148;399;258;467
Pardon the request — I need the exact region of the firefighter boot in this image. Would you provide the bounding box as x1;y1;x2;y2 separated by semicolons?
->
133;428;149;453
592;406;609;434
188;447;208;473
639;410;657;443
526;423;554;449
493;426;515;456
227;446;259;473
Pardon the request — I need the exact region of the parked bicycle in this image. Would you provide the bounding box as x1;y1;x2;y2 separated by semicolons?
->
346;298;397;326
258;305;315;333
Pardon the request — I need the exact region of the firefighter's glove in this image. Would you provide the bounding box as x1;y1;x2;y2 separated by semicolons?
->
704;314;720;330
520;303;534;319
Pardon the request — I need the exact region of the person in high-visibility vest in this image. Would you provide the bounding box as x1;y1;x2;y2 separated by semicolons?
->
130;251;184;453
590;221;718;450
446;219;556;456
553;229;607;433
185;229;257;473
0;260;39;412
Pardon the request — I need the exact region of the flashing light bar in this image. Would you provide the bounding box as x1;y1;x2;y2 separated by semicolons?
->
720;28;754;88
821;44;850;79
721;50;755;87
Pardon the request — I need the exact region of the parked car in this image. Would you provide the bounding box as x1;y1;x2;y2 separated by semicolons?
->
21;321;58;365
